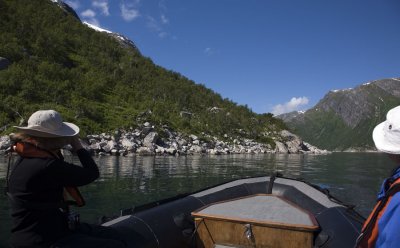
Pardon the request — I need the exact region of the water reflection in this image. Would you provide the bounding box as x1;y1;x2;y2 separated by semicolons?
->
0;152;394;247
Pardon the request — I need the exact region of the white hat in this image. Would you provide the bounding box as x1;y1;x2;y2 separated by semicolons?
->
14;110;79;137
373;105;400;154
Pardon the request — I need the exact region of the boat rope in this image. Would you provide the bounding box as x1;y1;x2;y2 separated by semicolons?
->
190;218;216;246
314;186;366;224
131;216;160;247
189;218;202;246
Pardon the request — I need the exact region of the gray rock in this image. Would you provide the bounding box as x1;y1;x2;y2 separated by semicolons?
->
141;127;153;136
164;129;175;138
190;145;203;153
171;141;180;149
286;140;302;153
137;147;154;156
143;132;158;148
208;149;221;155
180;111;193;118
88;143;101;152
87;134;97;140
101;140;116;153
177;139;188;147
121;138;135;151
155;146;165;154
118;150;127;156
110;149;119;156
0;136;10;150
275;141;288;153
165;148;177;155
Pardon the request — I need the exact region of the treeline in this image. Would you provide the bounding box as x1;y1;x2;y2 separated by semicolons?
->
0;0;286;144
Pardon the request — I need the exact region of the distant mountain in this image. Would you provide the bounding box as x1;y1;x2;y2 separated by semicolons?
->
278;78;400;151
276;111;305;123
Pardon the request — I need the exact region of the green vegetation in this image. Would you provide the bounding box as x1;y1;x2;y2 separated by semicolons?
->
0;0;286;144
288;83;400;150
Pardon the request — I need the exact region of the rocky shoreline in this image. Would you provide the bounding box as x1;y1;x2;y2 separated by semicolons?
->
0;122;329;156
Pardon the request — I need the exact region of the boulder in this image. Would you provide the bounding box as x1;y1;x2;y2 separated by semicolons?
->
141;127;153;136
121;138;136;151
118;150;128;156
0;136;10;150
155;146;165;154
189;145;203;153
143;132;158;148
208;149;221;155
88;143;101;153
137;147;154;156
275;141;288;153
171;141;180;149
177;139;188;147
110;149;119;156
165;148;177;155
286;140;302;153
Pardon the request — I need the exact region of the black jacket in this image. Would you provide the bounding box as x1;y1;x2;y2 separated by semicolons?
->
8;149;99;248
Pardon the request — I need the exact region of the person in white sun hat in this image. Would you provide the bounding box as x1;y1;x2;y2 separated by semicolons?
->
7;110;126;248
356;105;400;248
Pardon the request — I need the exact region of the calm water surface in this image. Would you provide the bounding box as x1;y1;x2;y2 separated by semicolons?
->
0;152;394;246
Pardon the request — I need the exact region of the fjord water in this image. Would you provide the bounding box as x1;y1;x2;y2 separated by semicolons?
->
0;153;393;245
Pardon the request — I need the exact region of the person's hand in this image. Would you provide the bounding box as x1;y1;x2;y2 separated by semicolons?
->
69;135;83;152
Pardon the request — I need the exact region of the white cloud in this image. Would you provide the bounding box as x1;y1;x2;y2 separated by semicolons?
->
65;0;80;9
92;0;109;16
204;47;212;55
81;9;100;26
81;9;96;18
161;14;169;24
146;16;161;31
158;32;168;38
204;47;218;56
120;3;140;21
272;97;309;115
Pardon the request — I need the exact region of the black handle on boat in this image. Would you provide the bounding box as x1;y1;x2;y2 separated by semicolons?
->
267;172;283;194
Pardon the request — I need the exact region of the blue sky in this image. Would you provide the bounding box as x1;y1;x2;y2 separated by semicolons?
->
65;0;400;115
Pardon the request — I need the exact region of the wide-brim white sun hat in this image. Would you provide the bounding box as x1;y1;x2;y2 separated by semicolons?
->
373;105;400;154
14;110;79;137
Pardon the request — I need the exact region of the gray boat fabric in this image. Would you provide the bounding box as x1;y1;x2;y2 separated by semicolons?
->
195;195;316;227
191;177;340;208
274;178;339;208
191;177;267;197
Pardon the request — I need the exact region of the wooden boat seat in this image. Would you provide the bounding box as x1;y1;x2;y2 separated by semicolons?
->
192;194;319;248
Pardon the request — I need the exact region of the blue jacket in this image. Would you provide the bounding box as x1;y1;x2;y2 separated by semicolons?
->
375;167;400;247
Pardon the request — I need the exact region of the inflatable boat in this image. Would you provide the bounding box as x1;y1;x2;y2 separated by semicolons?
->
101;175;364;248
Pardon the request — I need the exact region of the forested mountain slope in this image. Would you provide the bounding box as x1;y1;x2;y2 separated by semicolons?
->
0;0;286;146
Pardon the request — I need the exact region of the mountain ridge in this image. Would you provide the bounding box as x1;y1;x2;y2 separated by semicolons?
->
279;78;400;151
